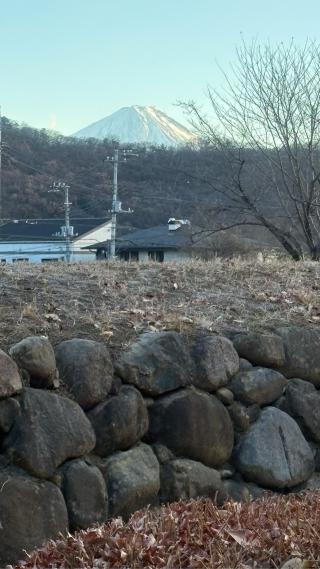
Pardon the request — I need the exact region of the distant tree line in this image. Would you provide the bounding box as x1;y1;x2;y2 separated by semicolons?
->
1;117;247;236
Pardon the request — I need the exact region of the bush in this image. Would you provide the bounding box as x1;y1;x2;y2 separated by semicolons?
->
14;493;320;568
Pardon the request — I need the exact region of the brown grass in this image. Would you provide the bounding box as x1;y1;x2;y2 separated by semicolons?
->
1;255;320;357
13;493;320;568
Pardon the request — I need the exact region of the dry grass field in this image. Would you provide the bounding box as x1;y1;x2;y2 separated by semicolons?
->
1;255;320;357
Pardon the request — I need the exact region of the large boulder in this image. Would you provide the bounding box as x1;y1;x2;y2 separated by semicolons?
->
0;349;22;399
275;326;320;386
3;388;96;478
59;459;107;530
230;368;287;406
98;444;160;519
234;407;314;488
222;479;268;502
0;397;21;433
0;468;68;566
160;458;222;502
10;336;58;389
279;378;320;443
310;444;320;471
114;331;193;396
239;358;253;371
55;339;113;410
228;402;260;432
152;443;175;464
216;387;234;405
233;332;286;368
192;335;239;391
297;472;320;492
148;388;234;468
87;386;149;457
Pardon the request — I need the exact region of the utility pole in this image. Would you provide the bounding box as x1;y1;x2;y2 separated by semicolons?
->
49;182;72;263
63;183;72;263
107;149;136;259
110;149;119;258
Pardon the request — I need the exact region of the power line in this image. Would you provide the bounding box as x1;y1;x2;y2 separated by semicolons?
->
4;152;54;178
3;146;197;211
0;215;109;222
0;236;109;253
4;150;112;219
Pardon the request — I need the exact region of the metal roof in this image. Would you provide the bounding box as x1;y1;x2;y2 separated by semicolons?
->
0;218;109;242
87;224;195;251
117;225;193;250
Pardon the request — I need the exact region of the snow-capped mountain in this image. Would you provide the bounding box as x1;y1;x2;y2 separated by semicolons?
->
73;106;196;146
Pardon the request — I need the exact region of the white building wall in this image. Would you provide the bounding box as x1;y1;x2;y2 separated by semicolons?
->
0;222;112;264
125;249;191;263
163;250;191;262
74;222;111;251
0;241;67;263
0;244;96;263
137;250;149;262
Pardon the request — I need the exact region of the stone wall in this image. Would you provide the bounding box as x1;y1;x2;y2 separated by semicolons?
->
1;327;320;565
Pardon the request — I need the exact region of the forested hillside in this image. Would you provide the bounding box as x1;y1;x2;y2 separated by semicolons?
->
0;117;284;256
1;118;225;230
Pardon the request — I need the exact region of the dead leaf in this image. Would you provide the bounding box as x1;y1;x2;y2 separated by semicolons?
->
225;528;252;546
44;313;61;323
21;305;39;319
100;330;113;338
280;559;314;569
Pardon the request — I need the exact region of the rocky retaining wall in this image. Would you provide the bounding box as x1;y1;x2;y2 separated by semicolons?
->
1;327;320;565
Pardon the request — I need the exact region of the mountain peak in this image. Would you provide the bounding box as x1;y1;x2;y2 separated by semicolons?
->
73;105;196;146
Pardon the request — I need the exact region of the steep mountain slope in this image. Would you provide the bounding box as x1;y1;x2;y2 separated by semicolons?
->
73;105;197;146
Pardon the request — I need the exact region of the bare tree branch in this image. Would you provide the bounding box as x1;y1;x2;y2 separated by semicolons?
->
180;40;320;260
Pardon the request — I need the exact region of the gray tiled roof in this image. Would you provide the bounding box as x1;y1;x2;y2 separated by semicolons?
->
87;224;195;251
0;218;109;242
116;225;194;251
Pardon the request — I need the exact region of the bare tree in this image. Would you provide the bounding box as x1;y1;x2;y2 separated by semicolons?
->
181;40;320;260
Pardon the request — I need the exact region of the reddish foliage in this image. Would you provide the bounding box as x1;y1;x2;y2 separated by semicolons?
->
12;493;320;568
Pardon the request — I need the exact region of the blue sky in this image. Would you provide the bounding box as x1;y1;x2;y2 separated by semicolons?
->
1;0;320;135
